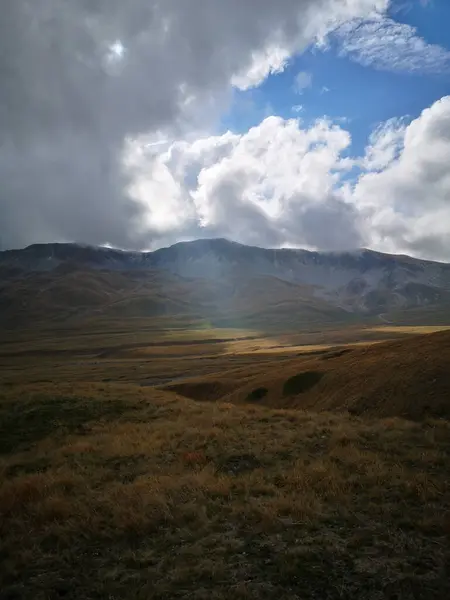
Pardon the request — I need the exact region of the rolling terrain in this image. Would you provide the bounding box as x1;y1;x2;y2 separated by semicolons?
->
1;323;450;599
1;239;450;598
2;238;450;329
164;330;450;420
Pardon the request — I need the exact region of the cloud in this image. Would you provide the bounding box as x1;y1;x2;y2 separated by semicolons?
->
124;95;450;260
334;16;450;73
353;96;450;260
232;46;291;91
362;117;406;171
3;1;450;262
0;0;388;250
293;71;313;94
126;115;364;251
292;105;304;113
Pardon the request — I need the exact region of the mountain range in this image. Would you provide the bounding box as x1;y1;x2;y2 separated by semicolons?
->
1;238;450;328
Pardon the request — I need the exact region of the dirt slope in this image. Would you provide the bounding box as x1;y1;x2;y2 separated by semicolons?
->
165;331;450;420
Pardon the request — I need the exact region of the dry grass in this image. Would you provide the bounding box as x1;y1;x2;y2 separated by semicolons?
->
1;380;449;599
0;322;382;391
167;331;450;421
367;325;450;335
1;325;450;598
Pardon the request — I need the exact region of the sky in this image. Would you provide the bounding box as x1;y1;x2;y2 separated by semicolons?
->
1;0;450;261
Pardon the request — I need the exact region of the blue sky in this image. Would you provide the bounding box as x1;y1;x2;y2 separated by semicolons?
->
222;0;450;157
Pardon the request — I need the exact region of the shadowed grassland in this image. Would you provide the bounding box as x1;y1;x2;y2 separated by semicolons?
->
0;324;449;599
1;383;449;599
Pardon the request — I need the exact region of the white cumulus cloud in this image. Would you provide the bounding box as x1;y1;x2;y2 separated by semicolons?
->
126;115;363;250
126;96;450;261
353;96;450;260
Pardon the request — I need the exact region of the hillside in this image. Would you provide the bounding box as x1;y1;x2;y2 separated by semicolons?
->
1;239;450;327
164;330;450;420
1;324;449;599
0;266;351;330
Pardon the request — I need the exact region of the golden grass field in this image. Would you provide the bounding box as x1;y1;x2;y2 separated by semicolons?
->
1;321;449;599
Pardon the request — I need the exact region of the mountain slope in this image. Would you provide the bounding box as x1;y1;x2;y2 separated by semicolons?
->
0;266;350;329
1;238;450;325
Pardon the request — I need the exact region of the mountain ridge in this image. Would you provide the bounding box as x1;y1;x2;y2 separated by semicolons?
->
1;238;450;326
3;237;450;267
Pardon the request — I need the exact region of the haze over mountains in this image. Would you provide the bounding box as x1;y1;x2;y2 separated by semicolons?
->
1;238;450;328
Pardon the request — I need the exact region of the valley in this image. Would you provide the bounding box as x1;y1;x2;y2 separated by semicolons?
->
1;240;450;599
3;2;450;598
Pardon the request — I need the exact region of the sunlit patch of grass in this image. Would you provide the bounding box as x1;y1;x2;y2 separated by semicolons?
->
368;325;450;335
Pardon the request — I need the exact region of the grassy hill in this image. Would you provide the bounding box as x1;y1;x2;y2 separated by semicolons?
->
165;330;450;420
